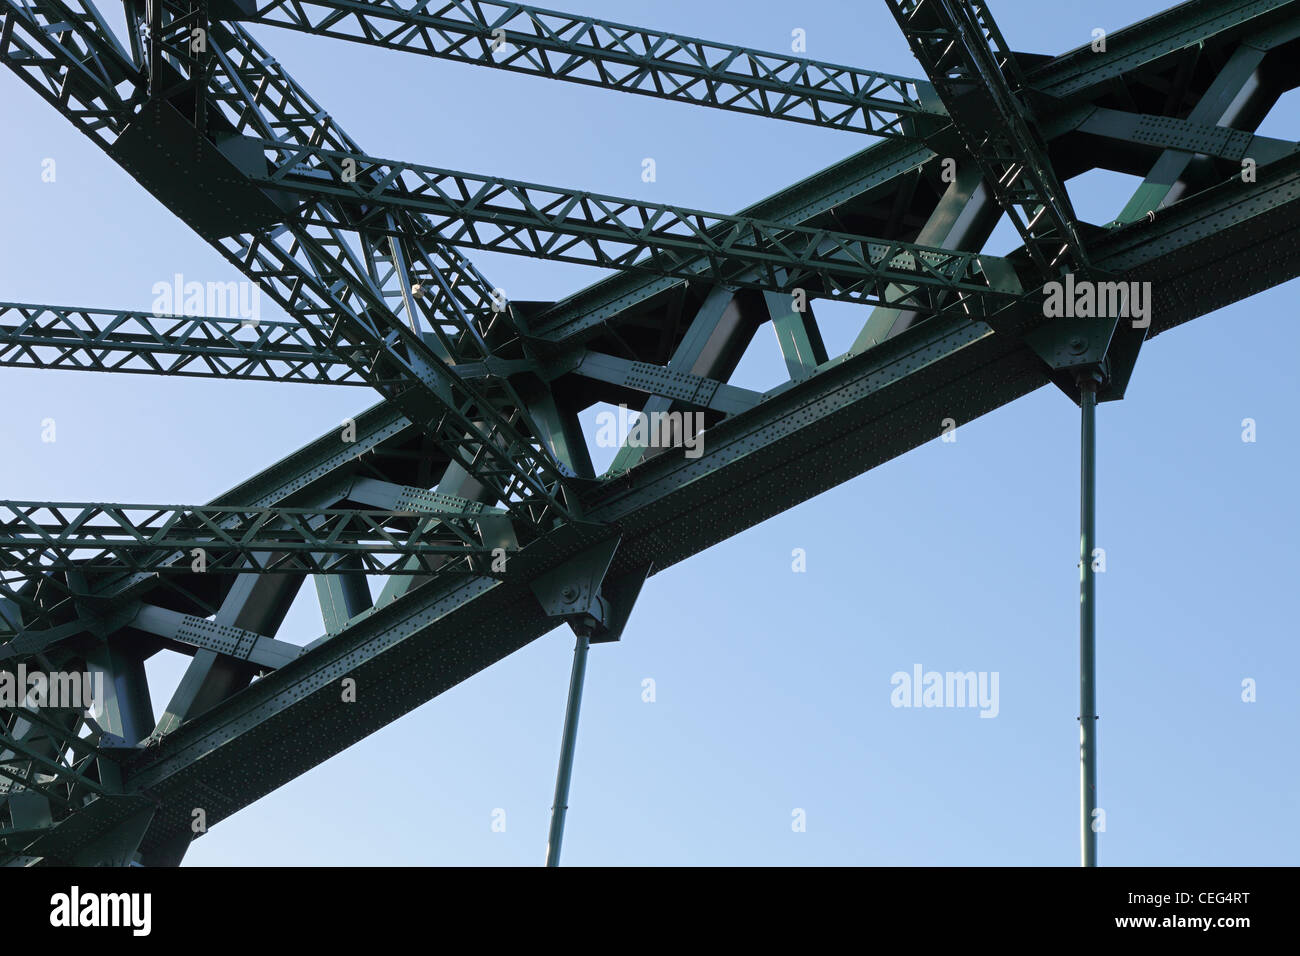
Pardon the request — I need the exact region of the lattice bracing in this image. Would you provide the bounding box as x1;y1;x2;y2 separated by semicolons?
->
2;0;1298;864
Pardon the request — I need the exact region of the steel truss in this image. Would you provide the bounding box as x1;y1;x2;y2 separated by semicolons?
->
1;0;1298;865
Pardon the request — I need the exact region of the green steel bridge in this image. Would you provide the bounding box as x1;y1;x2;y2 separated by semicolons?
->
1;0;1297;866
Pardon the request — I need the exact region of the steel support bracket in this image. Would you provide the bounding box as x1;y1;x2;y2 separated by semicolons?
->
109;99;295;240
529;538;648;643
1024;310;1118;369
1021;270;1148;404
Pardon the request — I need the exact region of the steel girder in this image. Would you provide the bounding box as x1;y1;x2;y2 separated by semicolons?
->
1;0;1299;864
245;138;1022;316
38;142;1300;865
240;105;1295;324
177;13;583;534
884;0;1091;275
0;303;366;383
527;0;1300;347
238;0;944;137
1;0;581;535
0;501;511;577
0;302;762;423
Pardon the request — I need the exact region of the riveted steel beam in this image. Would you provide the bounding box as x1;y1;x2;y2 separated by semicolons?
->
238;0;943;137
0;302;366;384
884;0;1090;275
247;138;1022;316
0;501;512;578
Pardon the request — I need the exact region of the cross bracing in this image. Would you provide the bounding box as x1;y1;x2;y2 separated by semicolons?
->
0;0;1297;865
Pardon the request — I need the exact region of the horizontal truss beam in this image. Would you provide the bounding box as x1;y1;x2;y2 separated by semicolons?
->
525;0;1300;345
242;0;941;136
252;139;1022;315
0;302;368;384
0;502;511;578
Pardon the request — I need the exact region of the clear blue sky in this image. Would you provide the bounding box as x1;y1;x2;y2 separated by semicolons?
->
2;0;1297;866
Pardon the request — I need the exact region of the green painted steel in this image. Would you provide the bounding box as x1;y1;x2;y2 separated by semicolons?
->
240;0;943;137
0;303;367;384
0;500;511;585
1078;378;1100;868
246;139;1020;316
885;0;1090;275
17;155;1294;860
3;2;583;536
0;0;1298;865
546;634;591;867
531;0;1298;350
